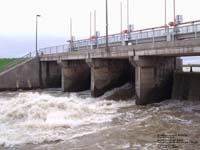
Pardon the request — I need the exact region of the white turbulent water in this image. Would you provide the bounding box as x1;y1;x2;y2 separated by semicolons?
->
0;84;135;147
0;84;199;149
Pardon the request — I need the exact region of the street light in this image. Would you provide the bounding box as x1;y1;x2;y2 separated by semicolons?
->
36;14;41;56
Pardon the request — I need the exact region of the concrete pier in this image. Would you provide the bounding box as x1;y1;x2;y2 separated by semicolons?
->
86;59;131;97
130;56;176;105
41;61;61;88
62;60;90;92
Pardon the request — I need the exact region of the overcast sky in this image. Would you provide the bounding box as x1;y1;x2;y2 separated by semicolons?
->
0;0;200;60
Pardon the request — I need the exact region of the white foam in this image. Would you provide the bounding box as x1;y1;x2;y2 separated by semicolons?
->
100;83;133;99
0;88;135;147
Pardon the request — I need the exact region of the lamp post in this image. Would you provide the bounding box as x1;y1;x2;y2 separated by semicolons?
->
36;14;41;56
105;0;109;51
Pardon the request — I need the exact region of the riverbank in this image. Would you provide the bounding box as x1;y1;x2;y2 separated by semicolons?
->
0;58;16;72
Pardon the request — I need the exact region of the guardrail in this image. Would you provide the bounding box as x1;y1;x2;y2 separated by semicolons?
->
183;64;200;72
38;20;200;55
0;51;37;74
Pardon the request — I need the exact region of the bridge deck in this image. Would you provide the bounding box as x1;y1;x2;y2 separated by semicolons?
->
40;38;200;61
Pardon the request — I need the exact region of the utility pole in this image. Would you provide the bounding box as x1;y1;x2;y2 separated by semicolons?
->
127;0;129;31
165;0;167;27
173;0;176;25
36;14;41;56
94;10;96;36
90;11;92;39
120;1;123;40
105;0;109;51
70;17;72;41
69;17;73;51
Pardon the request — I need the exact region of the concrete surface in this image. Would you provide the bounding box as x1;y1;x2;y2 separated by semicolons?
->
172;72;200;101
130;56;176;105
0;57;40;90
62;60;90;92
41;61;61;88
87;59;132;97
40;38;200;61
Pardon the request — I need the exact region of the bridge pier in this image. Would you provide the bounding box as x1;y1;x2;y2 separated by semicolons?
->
41;61;61;88
86;59;130;97
130;56;176;105
61;60;90;92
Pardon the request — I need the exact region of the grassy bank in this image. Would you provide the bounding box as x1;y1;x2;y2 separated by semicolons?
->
0;58;17;72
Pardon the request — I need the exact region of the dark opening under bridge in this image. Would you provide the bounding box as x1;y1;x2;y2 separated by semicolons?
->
1;20;200;105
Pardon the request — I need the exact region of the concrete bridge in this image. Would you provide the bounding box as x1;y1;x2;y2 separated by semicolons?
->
1;20;200;105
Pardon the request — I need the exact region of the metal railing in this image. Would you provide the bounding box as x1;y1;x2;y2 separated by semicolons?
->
38;20;200;55
183;64;200;72
0;51;37;74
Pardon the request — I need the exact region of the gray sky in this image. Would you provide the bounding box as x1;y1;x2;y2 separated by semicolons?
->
0;0;200;60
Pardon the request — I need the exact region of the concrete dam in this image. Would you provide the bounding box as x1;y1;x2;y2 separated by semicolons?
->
1;21;200;105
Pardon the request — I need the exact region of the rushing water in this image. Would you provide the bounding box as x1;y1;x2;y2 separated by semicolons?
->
0;84;199;150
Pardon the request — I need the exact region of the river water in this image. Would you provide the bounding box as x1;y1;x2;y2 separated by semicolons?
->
0;84;199;150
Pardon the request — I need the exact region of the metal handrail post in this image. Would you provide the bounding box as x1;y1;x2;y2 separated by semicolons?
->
152;29;155;45
194;23;197;38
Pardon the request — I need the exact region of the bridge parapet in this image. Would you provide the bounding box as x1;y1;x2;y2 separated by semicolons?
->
40;38;200;63
39;20;200;56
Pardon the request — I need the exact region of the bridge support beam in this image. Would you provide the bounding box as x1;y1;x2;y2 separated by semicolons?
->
41;61;61;88
62;60;90;92
130;56;176;105
86;59;130;97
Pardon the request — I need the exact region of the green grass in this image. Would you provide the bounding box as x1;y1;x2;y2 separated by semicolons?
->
0;58;17;72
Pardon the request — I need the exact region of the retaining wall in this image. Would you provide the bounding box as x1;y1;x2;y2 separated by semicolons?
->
172;72;200;101
0;58;40;90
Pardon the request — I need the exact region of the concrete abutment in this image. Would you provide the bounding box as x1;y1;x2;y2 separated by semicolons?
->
0;58;41;90
172;72;200;101
41;61;61;88
61;60;90;92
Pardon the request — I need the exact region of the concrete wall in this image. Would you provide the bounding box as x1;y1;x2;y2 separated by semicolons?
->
172;72;200;101
0;58;40;91
130;56;176;105
62;60;90;92
87;59;132;97
41;61;61;88
176;57;183;71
